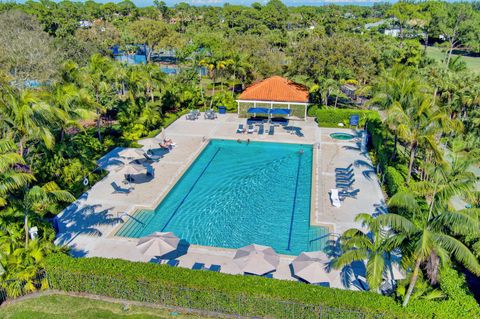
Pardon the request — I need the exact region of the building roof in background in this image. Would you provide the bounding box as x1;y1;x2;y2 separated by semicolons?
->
238;76;309;103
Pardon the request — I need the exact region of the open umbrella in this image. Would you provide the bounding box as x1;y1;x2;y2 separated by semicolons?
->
136;232;180;256
119;148;144;161
292;251;330;283
233;244;279;275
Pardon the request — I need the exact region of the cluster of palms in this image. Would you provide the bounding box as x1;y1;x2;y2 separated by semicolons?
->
0;54;189;294
333;65;480;307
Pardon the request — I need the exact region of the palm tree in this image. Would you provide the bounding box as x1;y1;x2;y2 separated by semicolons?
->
199;55;230;108
78;54;115;142
227;53;252;97
333;213;401;290
20;181;75;245
49;83;96;141
388;92;461;182
369;66;427;161
379;192;480;307
0;139;34;207
1;90;58;156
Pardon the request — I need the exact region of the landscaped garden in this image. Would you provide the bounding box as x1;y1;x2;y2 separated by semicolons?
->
0;0;479;318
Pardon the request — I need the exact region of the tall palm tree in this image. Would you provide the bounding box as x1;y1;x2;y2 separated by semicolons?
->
379;192;480;307
333;213;401;290
49;83;96;141
1;90;58;156
78;54;115;141
0;139;34;207
20;181;75;245
369;66;427;161
227;53;252;97
199;55;230;108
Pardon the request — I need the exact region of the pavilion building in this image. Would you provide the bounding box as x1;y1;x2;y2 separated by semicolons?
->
236;76;310;120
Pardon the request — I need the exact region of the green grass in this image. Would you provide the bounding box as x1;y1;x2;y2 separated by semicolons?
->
0;294;213;319
426;46;480;73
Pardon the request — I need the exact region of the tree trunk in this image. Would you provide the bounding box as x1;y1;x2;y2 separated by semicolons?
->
403;258;422;307
24;212;29;245
423;33;429;53
210;73;216;108
391;134;398;161
231;70;236;98
96;109;102;142
334;95;338;108
407;143;417;183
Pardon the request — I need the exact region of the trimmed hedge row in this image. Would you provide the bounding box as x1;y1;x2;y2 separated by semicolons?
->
44;254;477;319
384;166;406;196
315;108;380;128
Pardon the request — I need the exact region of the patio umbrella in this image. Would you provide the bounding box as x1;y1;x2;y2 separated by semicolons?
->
119;148;144;160
233;244;280;275
136;232;180;256
292;251;330;284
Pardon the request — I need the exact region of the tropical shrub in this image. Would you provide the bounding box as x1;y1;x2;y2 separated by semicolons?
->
315;109;380;128
384;166;406;196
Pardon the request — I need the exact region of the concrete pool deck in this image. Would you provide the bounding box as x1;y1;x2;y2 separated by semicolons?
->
55;113;384;290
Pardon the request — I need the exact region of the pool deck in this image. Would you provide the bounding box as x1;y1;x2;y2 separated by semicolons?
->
55;113;384;290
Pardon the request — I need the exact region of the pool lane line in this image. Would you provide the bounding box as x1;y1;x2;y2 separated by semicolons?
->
286;153;303;251
161;147;222;232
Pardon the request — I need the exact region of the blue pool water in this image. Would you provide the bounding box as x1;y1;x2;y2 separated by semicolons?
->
116;139;328;255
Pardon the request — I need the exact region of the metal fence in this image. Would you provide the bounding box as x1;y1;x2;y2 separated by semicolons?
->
1;271;381;318
44;271;375;319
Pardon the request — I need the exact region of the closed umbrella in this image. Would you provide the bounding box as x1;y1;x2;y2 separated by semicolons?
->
292;251;330;283
137;232;180;256
233;244;279;275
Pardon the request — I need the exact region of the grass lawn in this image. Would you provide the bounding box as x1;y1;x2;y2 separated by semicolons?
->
426;46;480;73
0;294;214;319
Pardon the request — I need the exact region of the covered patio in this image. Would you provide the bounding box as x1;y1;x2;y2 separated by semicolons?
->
236;76;310;120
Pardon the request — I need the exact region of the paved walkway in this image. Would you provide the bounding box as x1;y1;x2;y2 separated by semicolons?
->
55;113;384;291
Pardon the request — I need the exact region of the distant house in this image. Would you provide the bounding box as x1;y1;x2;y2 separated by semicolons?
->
79;20;93;28
384;28;401;37
364;20;387;30
340;84;357;100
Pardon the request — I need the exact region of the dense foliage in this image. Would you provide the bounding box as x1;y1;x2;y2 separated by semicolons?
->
45;254;478;319
0;0;478;313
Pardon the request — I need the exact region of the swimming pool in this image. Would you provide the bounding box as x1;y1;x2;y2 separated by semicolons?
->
116;139;328;255
330;132;356;140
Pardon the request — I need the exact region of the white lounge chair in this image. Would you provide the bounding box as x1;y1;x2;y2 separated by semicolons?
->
330;189;341;207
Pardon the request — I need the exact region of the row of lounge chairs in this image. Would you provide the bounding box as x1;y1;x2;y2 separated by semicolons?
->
159;259;221;272
330;164;360;207
237;123;275;136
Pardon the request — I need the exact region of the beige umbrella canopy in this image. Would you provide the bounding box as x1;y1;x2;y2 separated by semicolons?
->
136;232;180;256
233;244;280;275
292;251;330;284
119;148;145;160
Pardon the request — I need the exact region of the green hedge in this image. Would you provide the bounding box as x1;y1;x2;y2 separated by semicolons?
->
315;108;380;128
384;166;406;196
44;254;478;319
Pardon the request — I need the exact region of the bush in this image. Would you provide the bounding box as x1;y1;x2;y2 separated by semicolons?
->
384;166;406;196
315;108;380;128
44;254;478;319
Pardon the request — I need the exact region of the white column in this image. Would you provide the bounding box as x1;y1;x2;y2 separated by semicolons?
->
304;103;307;121
237;101;240;116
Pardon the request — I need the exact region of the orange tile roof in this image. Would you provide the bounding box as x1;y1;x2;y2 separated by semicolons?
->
238;76;309;103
